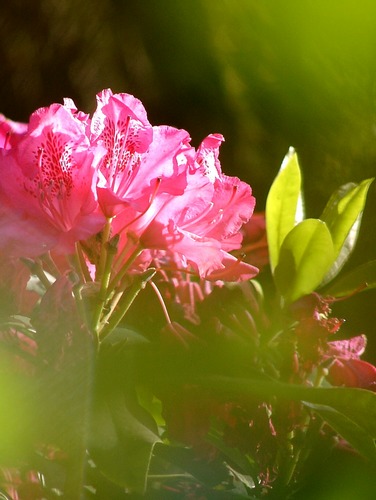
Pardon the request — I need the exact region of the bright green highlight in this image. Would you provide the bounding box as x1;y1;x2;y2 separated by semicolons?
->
266;148;303;272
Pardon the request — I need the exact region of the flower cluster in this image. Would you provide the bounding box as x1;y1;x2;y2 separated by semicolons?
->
0;90;257;282
0;91;375;499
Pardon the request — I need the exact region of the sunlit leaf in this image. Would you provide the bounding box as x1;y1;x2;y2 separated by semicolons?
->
266;148;304;272
320;179;373;285
324;260;376;297
137;386;165;427
303;402;376;463
274;219;334;303
320;214;362;287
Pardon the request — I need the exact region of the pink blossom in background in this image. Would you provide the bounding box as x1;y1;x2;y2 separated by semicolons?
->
327;335;376;390
0;102;106;256
290;294;376;389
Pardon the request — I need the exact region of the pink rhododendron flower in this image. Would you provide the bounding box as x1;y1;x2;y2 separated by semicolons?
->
0;102;106;256
0;201;57;257
91;89;191;218
137;134;258;281
0;89;258;281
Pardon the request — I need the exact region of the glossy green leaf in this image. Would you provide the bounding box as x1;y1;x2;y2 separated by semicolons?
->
303;402;376;463
266;148;304;271
319;214;362;287
324;260;376;297
274;219;335;303
320;179;373;285
321;179;373;253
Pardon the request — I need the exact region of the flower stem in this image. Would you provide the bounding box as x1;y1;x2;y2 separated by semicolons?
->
96;218;113;281
99;268;156;340
91;234;119;334
74;241;93;282
106;243;143;297
21;258;52;289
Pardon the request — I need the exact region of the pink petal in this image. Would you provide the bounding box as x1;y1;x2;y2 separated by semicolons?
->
328;358;376;390
328;335;367;359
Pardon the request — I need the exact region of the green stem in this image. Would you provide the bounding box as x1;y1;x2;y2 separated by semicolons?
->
282;410;312;489
99;281;128;331
63;333;94;499
21;258;51;289
42;252;61;277
74;241;93;283
106;243;143;297
91;234;119;334
99;268;156;340
96;218;113;281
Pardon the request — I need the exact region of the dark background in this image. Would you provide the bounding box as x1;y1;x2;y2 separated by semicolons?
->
1;0;375;356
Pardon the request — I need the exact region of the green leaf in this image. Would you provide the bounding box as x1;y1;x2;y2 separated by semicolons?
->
266;148;304;272
89;387;161;493
169;374;376;465
197;376;376;438
89;334;160;494
155;445;229;488
274;219;335;303
303;402;376;463
206;424;255;474
101;326;150;351
324;260;376;297
320;179;373;285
